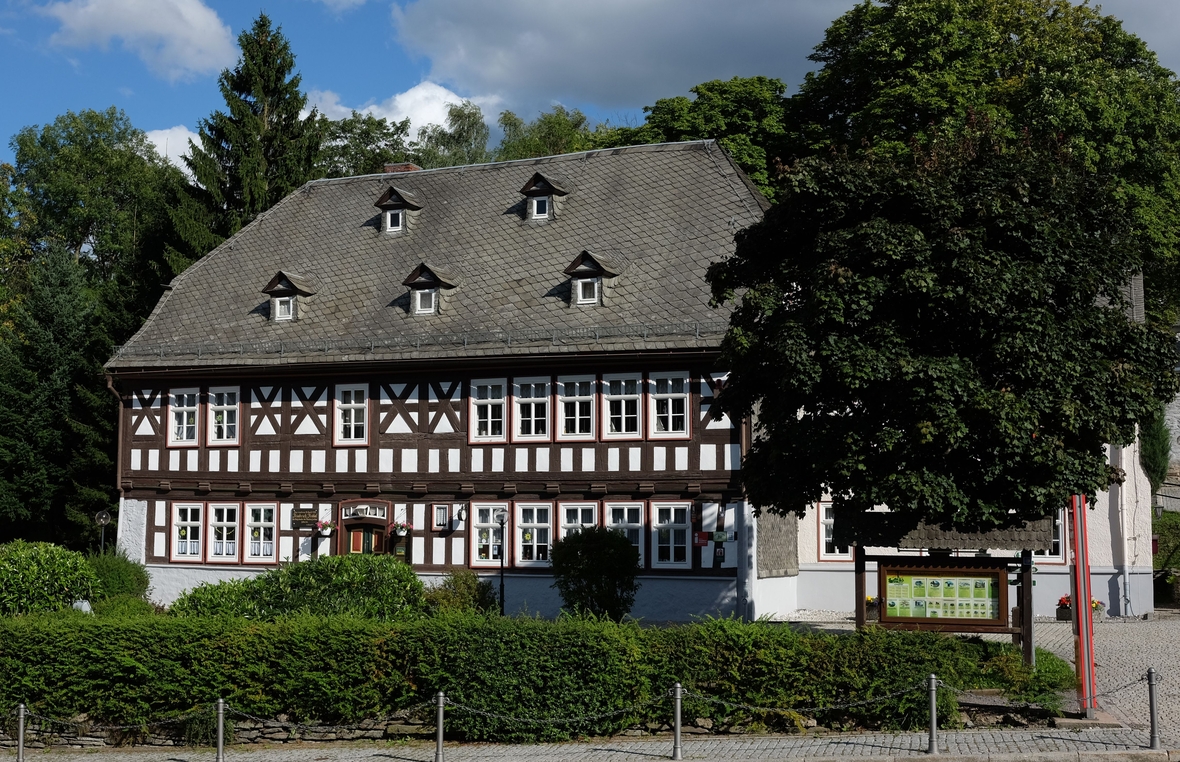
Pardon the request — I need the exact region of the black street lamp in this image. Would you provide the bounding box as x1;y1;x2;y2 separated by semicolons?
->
494;508;508;616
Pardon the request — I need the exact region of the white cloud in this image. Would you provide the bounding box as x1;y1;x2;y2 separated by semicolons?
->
308;81;501;136
391;0;855;112
145;124;199;169
313;0;368;11
42;0;237;81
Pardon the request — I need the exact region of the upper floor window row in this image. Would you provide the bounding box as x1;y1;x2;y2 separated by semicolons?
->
167;387;239;447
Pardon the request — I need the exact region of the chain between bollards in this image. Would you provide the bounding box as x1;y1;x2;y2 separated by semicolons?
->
435;690;446;762
1147;668;1159;751
672;682;683;761
927;674;938;755
16;703;25;762
215;698;225;762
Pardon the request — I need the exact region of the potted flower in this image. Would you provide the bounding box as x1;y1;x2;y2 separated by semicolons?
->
1057;595;1072;621
1091;598;1107;619
865;596;879;621
316;520;336;536
392;521;412;537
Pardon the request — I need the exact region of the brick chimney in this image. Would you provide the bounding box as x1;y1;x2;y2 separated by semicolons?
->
383;163;422;173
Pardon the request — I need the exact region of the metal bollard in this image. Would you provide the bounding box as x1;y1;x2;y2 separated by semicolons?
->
927;674;938;755
1148;668;1160;751
434;691;446;762
16;703;25;762
216;698;225;762
672;682;683;761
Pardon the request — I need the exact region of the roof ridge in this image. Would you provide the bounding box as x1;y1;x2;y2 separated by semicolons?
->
306;139;718;187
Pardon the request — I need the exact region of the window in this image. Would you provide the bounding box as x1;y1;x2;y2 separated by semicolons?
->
414;288;437;315
208;387;239;445
514;378;549;440
169;388;198;445
820;502;849;558
245;504;275;562
1033;509;1066;561
557;375;595;440
342;503;387;519
350;526;385;554
652;502;691;568
434;503;450;529
385;209;403;232
560;502;598;538
337;385;367;444
472;503;509;566
172;503;202;560
575;277;599;305
649;374;689;438
603;374;642;439
516;503;552;564
607;502;645;566
471;379;506;442
209;504;239;561
531;196;549;219
274;296;295;321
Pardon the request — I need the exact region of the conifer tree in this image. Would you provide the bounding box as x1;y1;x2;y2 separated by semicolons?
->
170;13;321;270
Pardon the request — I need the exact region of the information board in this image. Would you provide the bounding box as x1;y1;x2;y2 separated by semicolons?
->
878;568;1004;623
291;508;319;526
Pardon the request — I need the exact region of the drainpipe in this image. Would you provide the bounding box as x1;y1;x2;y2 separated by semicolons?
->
1111;444;1133;616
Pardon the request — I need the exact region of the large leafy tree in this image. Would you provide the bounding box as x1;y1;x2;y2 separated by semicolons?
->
495;105;594;161
410;101;491;169
316;111;411;178
709;125;1178;530
171;13;321;269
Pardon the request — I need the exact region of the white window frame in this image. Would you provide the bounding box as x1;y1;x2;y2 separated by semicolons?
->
244;503;277;563
433;503;451;529
515;502;553;566
414;288;437;315
819;502;850;560
385;209;403;232
606;501;645;568
168;388;199;447
559;501;598;539
470;502;510;568
207;386;240;446
274;296;295;321
574;277;599;306
1032;508;1067;562
207;503;240;563
171;502;203;562
651;502;692;569
530;196;550;219
512;376;551;442
602;373;643;440
335;384;369;446
556;375;596;441
648;373;690;440
470;378;507;443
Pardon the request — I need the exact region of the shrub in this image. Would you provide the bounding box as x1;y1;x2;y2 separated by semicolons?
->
0;614;1074;742
87;550;150;601
0;541;100;616
424;569;497;614
93;594;159;618
550;526;641;621
171;554;427;620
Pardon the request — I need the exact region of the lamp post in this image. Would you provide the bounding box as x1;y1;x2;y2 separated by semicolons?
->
95;510;111;553
494;508;508;616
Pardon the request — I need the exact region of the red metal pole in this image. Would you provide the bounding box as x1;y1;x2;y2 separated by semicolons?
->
1069;494;1098;717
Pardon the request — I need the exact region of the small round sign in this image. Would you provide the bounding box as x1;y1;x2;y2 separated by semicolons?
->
95;510;111;526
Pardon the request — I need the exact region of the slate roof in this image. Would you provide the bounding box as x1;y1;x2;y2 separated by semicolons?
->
107;141;767;371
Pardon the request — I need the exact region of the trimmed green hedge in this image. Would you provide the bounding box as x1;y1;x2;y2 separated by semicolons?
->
0;615;1071;741
0;541;99;615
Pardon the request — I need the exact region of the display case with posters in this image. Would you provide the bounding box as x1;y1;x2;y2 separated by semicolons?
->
875;560;1013;633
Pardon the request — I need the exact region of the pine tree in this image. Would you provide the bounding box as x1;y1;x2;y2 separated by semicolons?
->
169;13;321;270
1139;406;1172;497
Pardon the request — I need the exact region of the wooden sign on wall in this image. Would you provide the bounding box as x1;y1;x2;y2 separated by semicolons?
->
291;508;319;526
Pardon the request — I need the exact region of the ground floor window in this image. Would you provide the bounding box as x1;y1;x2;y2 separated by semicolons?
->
516;503;551;564
472;503;509;565
652;502;690;568
820;502;849;559
606;502;645;566
209;504;239;561
173;503;202;560
349;525;385;554
246;504;275;561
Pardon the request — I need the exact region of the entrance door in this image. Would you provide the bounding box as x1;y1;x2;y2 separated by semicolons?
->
349;526;385;554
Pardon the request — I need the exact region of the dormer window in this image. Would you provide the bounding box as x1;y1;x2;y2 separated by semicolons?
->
520;171;568;222
530;196;549;219
385;209;403;232
415;288;438;315
575;277;599;305
373;185;423;235
261;270;316;323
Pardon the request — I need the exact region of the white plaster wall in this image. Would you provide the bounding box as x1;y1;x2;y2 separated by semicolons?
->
798;506;819;564
751;574;797;619
116;498;148;565
147;564;270;606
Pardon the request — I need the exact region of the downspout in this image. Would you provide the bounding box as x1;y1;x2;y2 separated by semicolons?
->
1110;443;1133;616
105;374;124;500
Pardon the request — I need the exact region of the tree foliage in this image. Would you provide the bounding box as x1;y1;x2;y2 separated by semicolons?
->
708;125;1178;530
1138;406;1172;496
317;110;411;178
495;105;595;161
549;526;641;621
410;101;491;169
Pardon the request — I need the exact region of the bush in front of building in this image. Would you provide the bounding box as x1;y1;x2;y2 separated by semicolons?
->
423;568;498;614
170;554;427;620
87;549;151;601
0;540;100;616
0;613;1074;742
549;526;641;621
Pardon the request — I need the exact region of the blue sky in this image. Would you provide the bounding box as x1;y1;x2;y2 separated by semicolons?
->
2;0;1179;168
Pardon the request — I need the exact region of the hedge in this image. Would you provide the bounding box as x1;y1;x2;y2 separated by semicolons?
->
0;541;99;615
0;614;1072;742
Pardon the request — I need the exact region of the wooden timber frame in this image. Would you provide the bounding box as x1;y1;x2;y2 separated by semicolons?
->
854;547;1036;665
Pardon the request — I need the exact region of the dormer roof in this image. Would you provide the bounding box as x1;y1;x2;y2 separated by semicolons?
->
402;262;462;289
374;186;424;211
563;249;627;278
519;171;570;197
261;270;317;297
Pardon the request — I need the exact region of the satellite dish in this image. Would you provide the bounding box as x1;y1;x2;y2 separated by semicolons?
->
95;510;111;526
